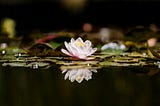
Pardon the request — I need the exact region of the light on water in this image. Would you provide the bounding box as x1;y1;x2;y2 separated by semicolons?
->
1;50;6;55
31;63;39;69
15;53;22;60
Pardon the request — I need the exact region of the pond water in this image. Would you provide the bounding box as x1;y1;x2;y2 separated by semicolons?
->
0;63;160;106
0;45;160;106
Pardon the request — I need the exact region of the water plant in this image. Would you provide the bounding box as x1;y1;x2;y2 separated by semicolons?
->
61;37;97;60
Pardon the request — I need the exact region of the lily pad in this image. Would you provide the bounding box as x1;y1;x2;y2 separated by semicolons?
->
26;43;64;57
2;62;50;69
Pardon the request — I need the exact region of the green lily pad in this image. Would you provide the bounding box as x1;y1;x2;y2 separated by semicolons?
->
2;62;50;69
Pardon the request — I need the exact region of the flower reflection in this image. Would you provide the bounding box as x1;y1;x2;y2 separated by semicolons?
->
61;67;97;83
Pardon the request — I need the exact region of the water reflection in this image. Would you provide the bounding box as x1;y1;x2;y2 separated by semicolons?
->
60;66;98;83
0;63;160;106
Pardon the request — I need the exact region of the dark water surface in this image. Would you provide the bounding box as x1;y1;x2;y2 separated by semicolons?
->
0;65;160;106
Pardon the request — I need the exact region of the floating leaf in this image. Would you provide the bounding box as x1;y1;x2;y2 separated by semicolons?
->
26;43;62;57
2;62;50;69
147;47;160;59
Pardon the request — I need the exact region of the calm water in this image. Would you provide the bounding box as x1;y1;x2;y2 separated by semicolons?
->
0;65;160;106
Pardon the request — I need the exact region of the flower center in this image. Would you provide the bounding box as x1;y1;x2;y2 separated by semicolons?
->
76;41;85;47
76;75;83;82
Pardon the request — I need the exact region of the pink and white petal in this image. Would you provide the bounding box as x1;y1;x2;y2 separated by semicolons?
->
70;76;76;82
61;49;72;56
64;71;70;80
62;69;67;74
85;40;91;48
70;73;77;82
79;45;88;52
87;48;97;56
78;55;88;59
64;42;71;51
70;38;75;44
71;42;80;50
84;71;92;80
80;51;89;56
76;45;89;54
76;77;84;83
90;48;97;54
69;45;80;56
91;69;97;73
76;37;84;43
71;39;82;49
64;42;78;56
85;57;95;60
64;42;74;52
72;38;85;51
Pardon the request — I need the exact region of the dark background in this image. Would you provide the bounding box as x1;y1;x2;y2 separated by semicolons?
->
0;0;160;33
0;1;160;106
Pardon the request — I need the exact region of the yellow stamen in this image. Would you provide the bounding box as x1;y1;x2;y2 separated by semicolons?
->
76;41;85;47
76;75;82;81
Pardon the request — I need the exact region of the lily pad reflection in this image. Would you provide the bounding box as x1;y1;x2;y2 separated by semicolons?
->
61;66;98;83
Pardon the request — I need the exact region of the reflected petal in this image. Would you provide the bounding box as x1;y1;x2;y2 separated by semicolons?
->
61;67;98;83
76;75;84;83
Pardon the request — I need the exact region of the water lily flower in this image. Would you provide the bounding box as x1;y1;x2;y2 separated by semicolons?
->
61;37;97;60
62;68;97;83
